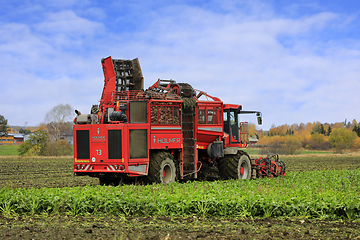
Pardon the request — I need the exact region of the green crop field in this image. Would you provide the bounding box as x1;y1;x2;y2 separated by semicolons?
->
0;153;360;239
1;169;359;219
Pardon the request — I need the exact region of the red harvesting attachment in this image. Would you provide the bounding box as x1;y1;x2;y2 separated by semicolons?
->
252;154;286;178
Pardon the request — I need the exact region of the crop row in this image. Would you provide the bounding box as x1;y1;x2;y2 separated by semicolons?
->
1;169;359;220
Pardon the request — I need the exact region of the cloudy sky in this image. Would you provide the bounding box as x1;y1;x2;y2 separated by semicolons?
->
1;0;360;130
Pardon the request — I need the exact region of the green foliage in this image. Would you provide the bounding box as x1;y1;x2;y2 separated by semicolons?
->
352;124;360;137
19;128;31;134
311;133;326;145
17;132;72;157
306;133;332;150
263;121;360;152
262;139;284;154
260;136;302;155
286;129;294;135
0;114;8;136
329;128;358;153
282;136;302;155
18;130;48;156
44;140;73;156
326;125;332;136
0;169;359;219
312;124;326;135
26;144;41;156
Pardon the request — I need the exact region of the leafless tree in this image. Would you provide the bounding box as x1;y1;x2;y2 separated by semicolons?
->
0;115;8;135
45;104;73;141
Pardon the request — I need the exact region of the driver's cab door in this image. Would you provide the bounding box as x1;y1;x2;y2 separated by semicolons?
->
223;108;240;144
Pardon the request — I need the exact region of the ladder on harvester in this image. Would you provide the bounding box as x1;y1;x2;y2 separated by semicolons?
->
182;104;196;178
240;122;249;146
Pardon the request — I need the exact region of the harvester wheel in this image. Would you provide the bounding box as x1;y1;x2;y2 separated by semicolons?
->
219;150;252;180
147;151;177;184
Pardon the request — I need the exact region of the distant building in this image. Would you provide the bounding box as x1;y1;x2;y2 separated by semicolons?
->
0;127;34;145
0;134;15;144
61;130;73;145
248;136;259;145
23;132;34;141
12;133;25;144
0;133;25;144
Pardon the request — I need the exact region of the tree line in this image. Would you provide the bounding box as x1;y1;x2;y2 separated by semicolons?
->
249;120;360;154
0;104;74;156
1;108;360;156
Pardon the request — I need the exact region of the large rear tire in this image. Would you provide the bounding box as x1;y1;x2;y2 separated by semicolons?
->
147;151;177;184
219;150;252;180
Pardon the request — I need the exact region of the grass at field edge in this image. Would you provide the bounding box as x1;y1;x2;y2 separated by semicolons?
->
0;145;19;156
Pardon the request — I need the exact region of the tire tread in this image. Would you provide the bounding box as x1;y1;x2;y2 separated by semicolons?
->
218;150;250;180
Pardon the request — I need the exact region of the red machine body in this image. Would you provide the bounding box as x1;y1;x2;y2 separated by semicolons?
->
73;57;285;185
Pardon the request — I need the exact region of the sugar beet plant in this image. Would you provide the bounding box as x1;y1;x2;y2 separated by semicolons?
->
0;169;359;220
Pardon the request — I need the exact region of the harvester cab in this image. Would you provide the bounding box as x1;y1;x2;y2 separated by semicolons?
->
223;104;262;146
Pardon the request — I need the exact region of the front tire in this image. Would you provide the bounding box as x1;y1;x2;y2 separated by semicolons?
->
237;154;251;179
147;151;177;184
219;150;252;180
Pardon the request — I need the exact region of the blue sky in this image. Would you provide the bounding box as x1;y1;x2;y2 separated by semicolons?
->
1;0;360;130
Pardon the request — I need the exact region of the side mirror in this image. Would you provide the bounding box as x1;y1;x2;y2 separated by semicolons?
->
256;112;262;125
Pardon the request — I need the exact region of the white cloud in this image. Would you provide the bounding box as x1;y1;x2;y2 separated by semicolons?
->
34;0;90;8
35;10;104;36
124;4;359;129
1;1;360;130
0;10;106;126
